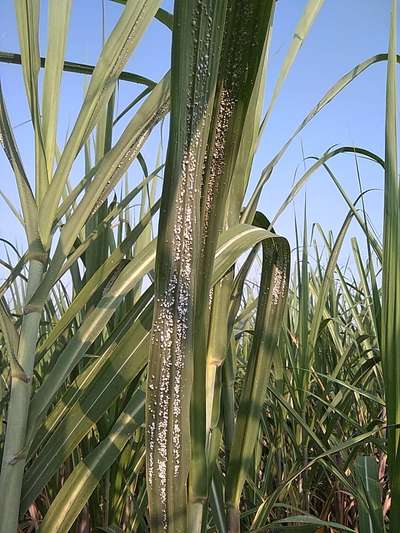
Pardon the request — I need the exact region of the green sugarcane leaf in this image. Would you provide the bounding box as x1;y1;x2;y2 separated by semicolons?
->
13;0;48;201
259;0;325;137
41;0;72;184
30;73;169;309
270;146;383;229
38;0;161;246
262;515;356;532
226;236;290;520
109;1;173;30
0;50;156;86
382;1;400;529
145;1;229;529
35;205;159;364
243;53;400;220
21;299;153;512
189;5;276;524
38;389;145;533
353;456;384;533
21;223;276;512
27;239;157;435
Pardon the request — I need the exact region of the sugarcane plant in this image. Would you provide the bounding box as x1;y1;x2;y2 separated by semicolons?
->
0;0;399;531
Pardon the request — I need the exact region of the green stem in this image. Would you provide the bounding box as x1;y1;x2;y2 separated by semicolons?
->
0;258;44;533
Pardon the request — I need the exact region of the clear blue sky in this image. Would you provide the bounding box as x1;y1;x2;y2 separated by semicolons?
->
0;0;395;275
